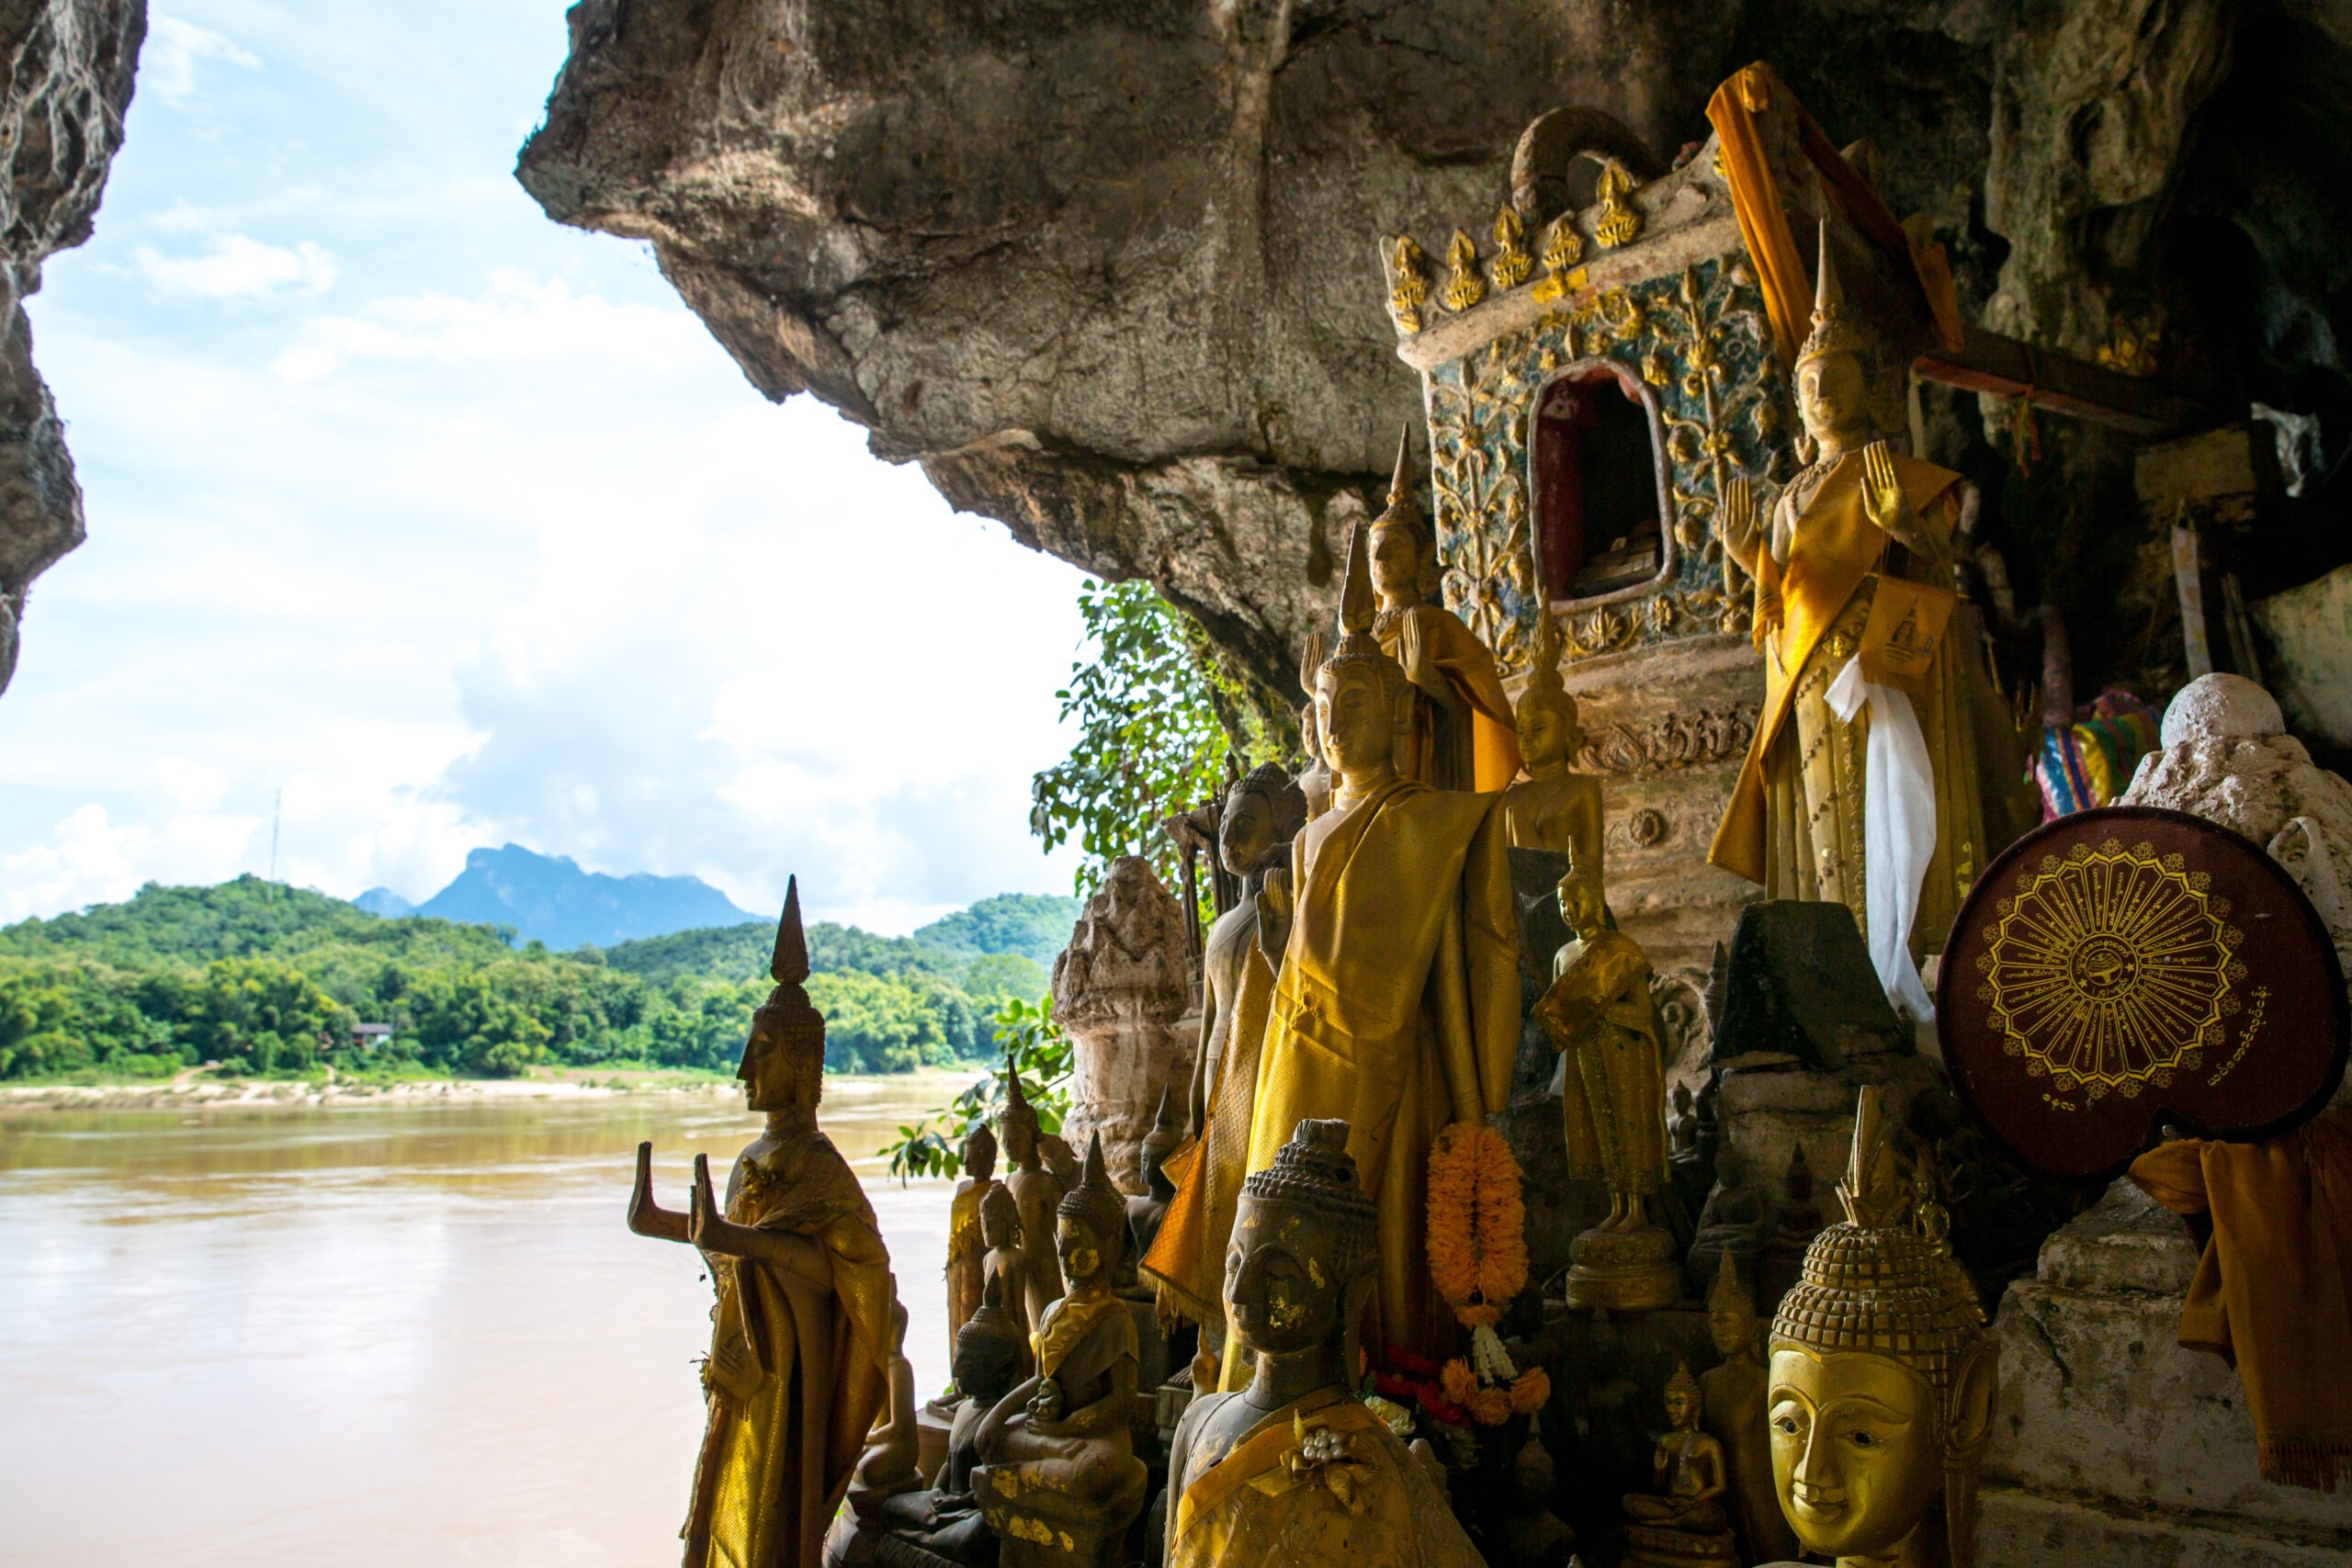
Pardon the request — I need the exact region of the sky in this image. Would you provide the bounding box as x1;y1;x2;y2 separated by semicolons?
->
0;3;1091;935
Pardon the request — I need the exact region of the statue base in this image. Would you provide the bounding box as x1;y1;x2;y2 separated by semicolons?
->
1623;1518;1740;1568
1560;1224;1682;1313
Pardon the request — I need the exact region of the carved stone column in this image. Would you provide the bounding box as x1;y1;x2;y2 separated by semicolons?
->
1051;856;1194;1195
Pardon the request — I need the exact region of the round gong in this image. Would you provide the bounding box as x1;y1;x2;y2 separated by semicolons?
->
1937;805;2348;1179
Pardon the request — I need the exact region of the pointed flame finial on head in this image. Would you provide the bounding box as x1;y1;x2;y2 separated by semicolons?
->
1709;1247;1753;1323
1797;219;1866;367
770;874;809;987
1814;217;1844;317
1837;1085;1909;1229
1375;423;1430;546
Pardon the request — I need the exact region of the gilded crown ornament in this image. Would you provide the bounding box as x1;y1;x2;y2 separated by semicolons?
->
753;876;826;1105
1489;204;1533;291
1388;234;1430;334
1441;229;1486;312
1592;160;1644;249
1795;220;1866;369
1320;511;1407;695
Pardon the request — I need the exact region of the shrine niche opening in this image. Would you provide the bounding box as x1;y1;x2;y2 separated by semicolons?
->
1530;362;1676;606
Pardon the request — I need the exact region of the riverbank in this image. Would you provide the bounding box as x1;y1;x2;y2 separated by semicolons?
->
0;1063;989;1113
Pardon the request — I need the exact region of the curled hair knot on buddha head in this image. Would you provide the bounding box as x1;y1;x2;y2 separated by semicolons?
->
1057;1133;1128;1258
1241;1118;1379;1282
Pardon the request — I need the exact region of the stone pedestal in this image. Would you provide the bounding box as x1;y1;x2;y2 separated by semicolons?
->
1978;1179;2352;1566
1051;855;1194;1195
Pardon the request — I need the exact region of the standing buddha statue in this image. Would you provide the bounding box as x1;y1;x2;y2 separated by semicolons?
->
1535;863;1679;1311
971;1134;1150;1568
946;1122;1001;1348
1241;520;1521;1367
979;1182;1043;1362
1501;606;1602;879
1709;223;2033;1017
1367;426;1522;792
1000;1066;1067;1307
625;878;898;1568
1765;1088;1997;1568
1700;1253;1799;1564
1163;1119;1485;1568
1143;762;1308;1353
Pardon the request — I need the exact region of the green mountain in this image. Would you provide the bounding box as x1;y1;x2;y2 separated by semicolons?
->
910;893;1081;966
0;877;1071;1083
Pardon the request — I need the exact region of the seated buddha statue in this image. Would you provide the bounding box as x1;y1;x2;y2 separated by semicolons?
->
971;1135;1148;1568
1686;1145;1766;1298
1622;1363;1739;1567
1765;1088;1997;1568
878;1276;1030;1568
1163;1119;1484;1568
829;1292;927;1566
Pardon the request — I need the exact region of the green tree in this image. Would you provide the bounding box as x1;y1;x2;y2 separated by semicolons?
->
882;994;1073;1181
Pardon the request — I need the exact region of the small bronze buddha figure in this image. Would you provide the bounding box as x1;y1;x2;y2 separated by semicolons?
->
1700;1254;1797;1564
1686;1145;1766;1299
1765;1089;1996;1568
1756;1144;1825;1311
1621;1364;1739;1568
948;1123;1002;1346
979;1183;1041;1362
1000;1067;1068;1306
1501;607;1602;880
879;1276;1031;1568
1498;1424;1577;1568
1163;1119;1485;1568
971;1134;1148;1568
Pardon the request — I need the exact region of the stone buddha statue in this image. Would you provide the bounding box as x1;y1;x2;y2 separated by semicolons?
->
1143;761;1308;1354
625;878;897;1568
879;1276;1030;1568
971;1134;1149;1568
1700;1254;1798;1564
1764;1089;1997;1568
1622;1363;1739;1568
1163;1119;1485;1568
1535;863;1679;1311
1125;1086;1181;1266
1240;520;1521;1367
948;1123;1002;1347
1687;1145;1766;1299
831;1292;928;1566
1367;425;1521;792
978;1182;1042;1361
1710;222;2033;1019
999;1066;1068;1306
1501;606;1602;880
1757;1144;1825;1310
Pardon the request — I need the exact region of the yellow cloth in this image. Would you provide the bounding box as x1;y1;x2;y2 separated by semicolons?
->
1374;604;1522;792
1709;450;1962;886
2129;1107;2352;1492
1034;1284;1130;1381
686;1129;894;1568
945;1177;993;1343
1169;1394;1481;1568
1242;776;1519;1363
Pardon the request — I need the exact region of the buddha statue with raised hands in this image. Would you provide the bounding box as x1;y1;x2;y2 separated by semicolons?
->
1164;1119;1485;1568
1367;425;1521;792
1501;607;1602;880
1765;1088;1996;1568
1622;1363;1739;1568
626;878;897;1568
971;1134;1148;1568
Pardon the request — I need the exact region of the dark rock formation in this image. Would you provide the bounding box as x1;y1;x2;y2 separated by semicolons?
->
0;0;143;694
519;1;2352;716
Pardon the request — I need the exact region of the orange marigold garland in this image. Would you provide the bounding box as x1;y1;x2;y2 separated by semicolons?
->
1427;1121;1532;1395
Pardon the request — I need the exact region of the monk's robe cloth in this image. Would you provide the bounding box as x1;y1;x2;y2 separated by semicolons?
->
1375;604;1522;791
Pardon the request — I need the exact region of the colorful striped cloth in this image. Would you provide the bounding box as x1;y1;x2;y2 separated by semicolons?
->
2036;687;2160;820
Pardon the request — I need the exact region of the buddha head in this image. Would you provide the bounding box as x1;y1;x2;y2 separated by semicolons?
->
742;876;825;1116
1219;762;1308;879
1039;1134;1080;1189
1138;1085;1182;1201
1555;863;1605;942
1708;1251;1761;1364
1663;1361;1704;1433
1055;1134;1127;1290
1769;1089;1996;1568
1514;609;1582;775
1792;221;1881;463
1366;424;1435;609
979;1181;1022;1252
1224;1118;1378;1371
955;1275;1028;1411
1317;523;1413;787
962;1122;999;1184
998;1060;1041;1171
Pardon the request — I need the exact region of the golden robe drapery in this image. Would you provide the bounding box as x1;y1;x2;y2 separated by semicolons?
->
685;1129;894;1568
1374;604;1522;791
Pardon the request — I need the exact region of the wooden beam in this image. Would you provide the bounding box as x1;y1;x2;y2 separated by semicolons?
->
1913;325;2214;440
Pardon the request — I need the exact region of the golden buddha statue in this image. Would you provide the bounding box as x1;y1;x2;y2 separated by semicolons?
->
1143;762;1309;1347
1164;1119;1485;1568
947;1122;1001;1347
878;1275;1031;1568
1501;607;1601;878
971;1134;1149;1568
1534;863;1679;1312
979;1181;1043;1363
1622;1363;1740;1568
1367;426;1521;792
1766;1088;1996;1568
1000;1066;1068;1306
625;878;897;1568
1241;520;1521;1366
1701;1254;1799;1564
1710;223;2032;1018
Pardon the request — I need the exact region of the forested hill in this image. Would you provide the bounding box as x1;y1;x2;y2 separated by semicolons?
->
0;878;1079;1083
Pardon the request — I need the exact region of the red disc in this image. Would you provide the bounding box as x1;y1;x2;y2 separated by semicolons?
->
1937;805;2347;1179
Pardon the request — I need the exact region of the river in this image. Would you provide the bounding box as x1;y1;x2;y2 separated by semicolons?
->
0;1076;965;1567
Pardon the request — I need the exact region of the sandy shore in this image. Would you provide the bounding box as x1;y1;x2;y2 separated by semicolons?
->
0;1064;987;1113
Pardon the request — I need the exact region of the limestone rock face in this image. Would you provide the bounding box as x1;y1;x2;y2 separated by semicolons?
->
0;1;142;695
517;3;2352;713
1050;856;1193;1194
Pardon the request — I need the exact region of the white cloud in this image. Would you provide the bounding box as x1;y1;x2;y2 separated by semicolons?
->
131;235;337;299
272;268;697;383
142;15;261;109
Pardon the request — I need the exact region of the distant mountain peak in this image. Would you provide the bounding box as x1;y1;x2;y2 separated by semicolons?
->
357;844;755;950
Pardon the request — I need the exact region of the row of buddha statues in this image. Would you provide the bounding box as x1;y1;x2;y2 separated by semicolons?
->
623;216;2031;1568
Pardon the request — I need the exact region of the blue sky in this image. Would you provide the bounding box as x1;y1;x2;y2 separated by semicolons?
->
0;4;1091;934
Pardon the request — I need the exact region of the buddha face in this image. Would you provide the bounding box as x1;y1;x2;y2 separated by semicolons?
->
1057;1214;1107;1287
737;1015;795;1112
1516;694;1580;772
1223;1197;1342;1357
1368;521;1424;604
1219;787;1276;877
1796;351;1871;450
1664;1383;1700;1431
963;1130;997;1182
954;1329;1023;1409
1317;665;1398;776
1709;1299;1753;1359
1557;874;1604;940
1768;1348;1943;1562
1001;1111;1038;1169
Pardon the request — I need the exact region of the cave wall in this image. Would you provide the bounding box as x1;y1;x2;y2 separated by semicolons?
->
519;0;2352;722
0;0;143;695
